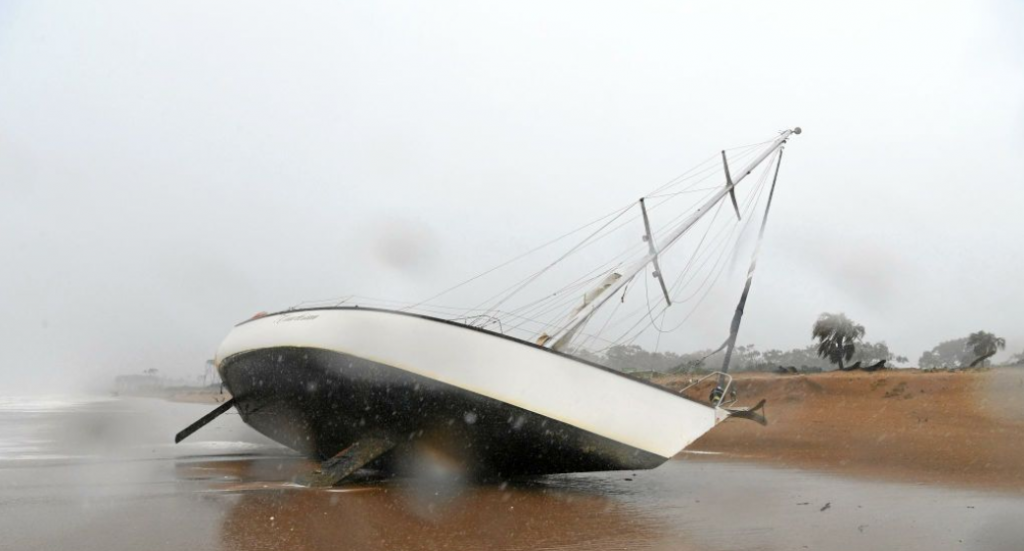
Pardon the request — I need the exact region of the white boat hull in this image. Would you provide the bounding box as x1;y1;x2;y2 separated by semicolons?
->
215;308;723;475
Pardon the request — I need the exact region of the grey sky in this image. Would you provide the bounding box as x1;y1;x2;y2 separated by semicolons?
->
2;0;1023;390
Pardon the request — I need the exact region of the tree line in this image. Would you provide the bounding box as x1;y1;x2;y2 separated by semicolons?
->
578;312;1019;373
918;331;1015;369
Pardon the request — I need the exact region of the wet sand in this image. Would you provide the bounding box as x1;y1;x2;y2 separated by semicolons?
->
665;368;1024;492
171;368;1024;491
2;395;1023;550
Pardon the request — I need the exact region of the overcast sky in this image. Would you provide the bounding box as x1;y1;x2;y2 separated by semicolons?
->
2;0;1022;390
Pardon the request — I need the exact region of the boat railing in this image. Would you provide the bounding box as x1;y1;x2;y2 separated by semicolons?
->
282;296;627;353
677;371;737;407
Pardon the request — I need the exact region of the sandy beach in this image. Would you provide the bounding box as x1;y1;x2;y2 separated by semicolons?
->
3;395;1023;551
664;368;1024;492
165;367;1024;493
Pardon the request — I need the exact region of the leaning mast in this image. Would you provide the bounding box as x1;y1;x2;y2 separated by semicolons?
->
542;127;802;350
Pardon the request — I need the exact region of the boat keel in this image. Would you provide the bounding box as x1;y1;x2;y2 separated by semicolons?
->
297;434;396;487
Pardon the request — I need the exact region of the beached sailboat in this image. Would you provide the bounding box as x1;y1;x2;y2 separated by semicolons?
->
176;128;801;484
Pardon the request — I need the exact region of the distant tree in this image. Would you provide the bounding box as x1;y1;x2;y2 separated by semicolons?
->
602;344;682;373
144;368;159;376
584;333;905;375
812;313;865;370
603;344;645;371
850;341;908;366
573;348;605;365
666;347;721;374
918;337;971;369
1006;351;1024;367
762;345;831;370
729;344;765;371
965;331;1006;367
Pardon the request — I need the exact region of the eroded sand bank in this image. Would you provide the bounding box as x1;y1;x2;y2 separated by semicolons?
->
664;368;1024;492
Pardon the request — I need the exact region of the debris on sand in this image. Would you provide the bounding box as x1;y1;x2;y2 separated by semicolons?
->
862;360;887;372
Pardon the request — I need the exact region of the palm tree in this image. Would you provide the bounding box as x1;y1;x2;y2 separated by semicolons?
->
965;331;1006;367
812;313;865;370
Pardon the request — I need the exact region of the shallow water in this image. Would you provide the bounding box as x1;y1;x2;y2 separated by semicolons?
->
1;396;1021;551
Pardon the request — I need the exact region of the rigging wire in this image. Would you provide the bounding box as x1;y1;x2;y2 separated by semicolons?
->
588;150;779;351
668;165;771;304
631;151;778;338
469;204;634;320
385;134;789;356
402;202;635;312
414;142;770;318
507;143;778;346
493;145;768;325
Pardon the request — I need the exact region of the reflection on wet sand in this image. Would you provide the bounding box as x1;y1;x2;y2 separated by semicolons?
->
222;485;670;551
181;457;678;551
7;398;1024;551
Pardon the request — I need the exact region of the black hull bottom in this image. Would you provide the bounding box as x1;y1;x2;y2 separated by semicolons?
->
219;347;667;477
